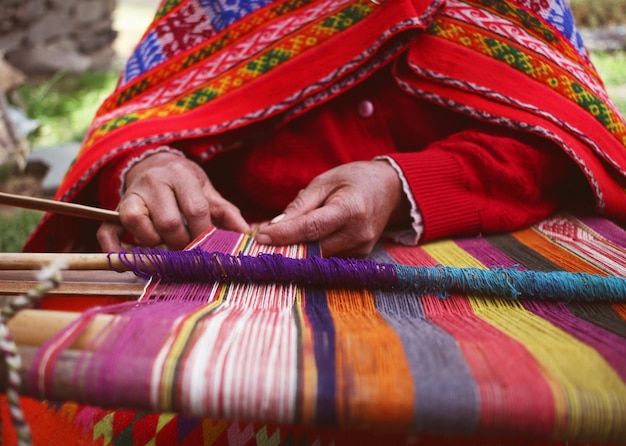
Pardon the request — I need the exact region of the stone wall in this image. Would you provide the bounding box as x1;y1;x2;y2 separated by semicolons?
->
0;0;118;75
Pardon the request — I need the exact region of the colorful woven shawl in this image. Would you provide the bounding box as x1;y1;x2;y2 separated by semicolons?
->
4;212;626;445
24;0;626;252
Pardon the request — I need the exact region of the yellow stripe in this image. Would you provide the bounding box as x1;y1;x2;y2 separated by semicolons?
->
423;239;626;441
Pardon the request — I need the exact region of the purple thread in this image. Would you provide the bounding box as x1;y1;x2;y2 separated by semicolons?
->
109;248;626;302
112;248;399;289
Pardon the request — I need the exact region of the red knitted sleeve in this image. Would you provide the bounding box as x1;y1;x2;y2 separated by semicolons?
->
387;124;577;242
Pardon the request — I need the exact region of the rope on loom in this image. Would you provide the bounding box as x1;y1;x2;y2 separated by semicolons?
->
113;247;626;302
0;258;65;446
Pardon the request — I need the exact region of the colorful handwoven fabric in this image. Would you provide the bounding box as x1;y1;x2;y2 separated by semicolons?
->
23;0;626;252
8;0;626;444
4;212;626;445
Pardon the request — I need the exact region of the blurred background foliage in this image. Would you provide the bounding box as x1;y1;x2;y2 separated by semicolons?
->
570;0;626;27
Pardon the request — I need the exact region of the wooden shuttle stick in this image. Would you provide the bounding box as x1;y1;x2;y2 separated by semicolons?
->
0;252;123;271
0;191;120;223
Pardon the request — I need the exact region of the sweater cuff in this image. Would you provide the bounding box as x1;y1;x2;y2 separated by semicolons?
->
386;150;481;242
375;156;424;245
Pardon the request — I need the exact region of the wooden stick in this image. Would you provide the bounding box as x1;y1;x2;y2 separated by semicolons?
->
0;269;146;297
0;191;120;223
0;310;118;398
8;309;113;348
0;252;121;271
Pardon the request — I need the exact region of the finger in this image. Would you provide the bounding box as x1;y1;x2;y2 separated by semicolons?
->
209;198;251;234
177;180;250;236
175;188;213;238
149;201;191;250
118;193;162;246
279;179;333;220
256;202;347;246
120;192;189;249
96;222;126;252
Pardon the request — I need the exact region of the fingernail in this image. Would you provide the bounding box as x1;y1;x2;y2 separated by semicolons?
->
270;213;286;224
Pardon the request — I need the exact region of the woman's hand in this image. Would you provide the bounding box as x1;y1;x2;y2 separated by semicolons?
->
255;160;410;257
97;152;249;251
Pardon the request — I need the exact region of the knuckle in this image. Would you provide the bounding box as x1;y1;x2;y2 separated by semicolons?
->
119;208;145;228
303;217;324;242
133;172;162;189
158;216;184;234
340;197;366;219
360;226;379;243
185;201;211;220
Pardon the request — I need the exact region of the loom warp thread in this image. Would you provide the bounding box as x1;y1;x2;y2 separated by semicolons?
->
110;248;626;302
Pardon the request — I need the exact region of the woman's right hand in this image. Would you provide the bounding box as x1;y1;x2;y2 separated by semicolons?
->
97;152;250;252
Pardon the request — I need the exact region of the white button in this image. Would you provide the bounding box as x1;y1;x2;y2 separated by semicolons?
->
358;100;374;118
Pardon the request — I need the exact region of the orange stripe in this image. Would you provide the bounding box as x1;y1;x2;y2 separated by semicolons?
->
296;290;318;424
326;288;414;428
511;227;607;274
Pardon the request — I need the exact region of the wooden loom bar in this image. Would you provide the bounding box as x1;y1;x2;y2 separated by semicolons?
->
0;310;116;399
8;309;113;348
0;253;120;271
0;269;146;297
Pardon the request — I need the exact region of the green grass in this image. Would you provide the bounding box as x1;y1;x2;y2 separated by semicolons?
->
591;51;626;85
17;70;119;148
2;70;118;251
590;51;626;114
0;209;44;252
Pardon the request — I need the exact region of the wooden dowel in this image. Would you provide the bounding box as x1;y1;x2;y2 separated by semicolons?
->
0;252;120;271
8;309;113;349
0;279;144;297
0;191;120;223
0;269;146;298
0;310;119;399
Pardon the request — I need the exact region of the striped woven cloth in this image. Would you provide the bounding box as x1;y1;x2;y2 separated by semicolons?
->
5;212;624;445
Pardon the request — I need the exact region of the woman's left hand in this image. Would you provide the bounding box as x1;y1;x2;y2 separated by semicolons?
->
254;160;410;257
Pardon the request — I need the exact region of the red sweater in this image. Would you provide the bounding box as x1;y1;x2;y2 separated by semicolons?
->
99;65;576;243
